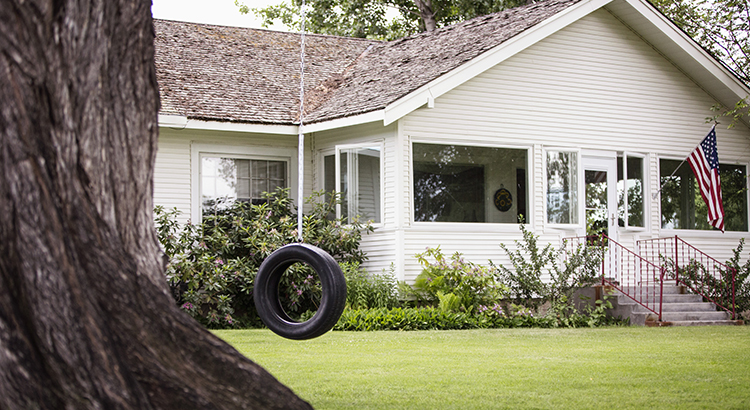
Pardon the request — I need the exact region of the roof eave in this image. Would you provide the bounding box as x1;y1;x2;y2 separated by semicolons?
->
158;114;299;135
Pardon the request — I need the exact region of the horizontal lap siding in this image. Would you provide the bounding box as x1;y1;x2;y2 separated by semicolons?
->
154;132;192;224
155;128;301;223
402;229;564;283
397;8;749;279
359;229;398;277
403;8;750;160
313;123;398;227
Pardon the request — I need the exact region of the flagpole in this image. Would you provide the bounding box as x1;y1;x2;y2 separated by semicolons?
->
651;124;716;200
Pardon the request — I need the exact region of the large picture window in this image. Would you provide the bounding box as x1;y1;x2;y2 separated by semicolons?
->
546;150;578;225
617;154;645;228
660;159;748;231
323;144;381;224
412;143;527;223
201;156;287;211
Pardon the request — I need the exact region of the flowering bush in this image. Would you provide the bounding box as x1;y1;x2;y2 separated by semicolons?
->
409;247;509;312
155;189;372;328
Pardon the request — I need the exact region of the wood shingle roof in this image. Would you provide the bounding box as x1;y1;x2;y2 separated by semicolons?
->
154;0;581;126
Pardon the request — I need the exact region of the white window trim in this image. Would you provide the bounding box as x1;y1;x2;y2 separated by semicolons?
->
409;139;533;229
332;141;384;226
657;155;750;234
543;147;583;230
619;151;649;232
190;143;297;223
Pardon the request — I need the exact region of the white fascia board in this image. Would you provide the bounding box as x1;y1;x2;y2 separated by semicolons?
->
302;110;385;133
619;0;750;99
383;0;614;126
158;114;188;128
157;114;299;135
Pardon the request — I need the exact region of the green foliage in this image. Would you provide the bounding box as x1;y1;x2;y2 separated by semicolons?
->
492;224;602;311
154;189;372;328
544;295;620;328
652;0;749;126
659;239;750;320
334;298;624;331
241;0;529;40
725;239;750;319
333;305;551;331
342;262;401;309
651;0;748;85
409;247;509;312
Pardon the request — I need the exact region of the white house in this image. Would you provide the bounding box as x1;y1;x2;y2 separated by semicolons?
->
153;0;750;283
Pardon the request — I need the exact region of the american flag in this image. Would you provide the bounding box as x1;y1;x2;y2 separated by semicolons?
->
687;126;725;232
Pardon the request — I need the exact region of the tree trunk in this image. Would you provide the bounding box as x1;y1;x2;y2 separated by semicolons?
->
414;0;437;32
0;1;312;409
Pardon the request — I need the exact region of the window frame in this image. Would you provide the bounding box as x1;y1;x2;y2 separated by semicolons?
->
543;147;582;229
409;139;533;228
322;141;384;225
191;143;296;223
618;151;649;232
657;155;750;234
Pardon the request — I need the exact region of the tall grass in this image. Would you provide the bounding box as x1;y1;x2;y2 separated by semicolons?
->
216;326;750;410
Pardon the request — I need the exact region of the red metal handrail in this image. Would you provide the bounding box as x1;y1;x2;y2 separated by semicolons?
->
637;236;737;318
564;234;665;321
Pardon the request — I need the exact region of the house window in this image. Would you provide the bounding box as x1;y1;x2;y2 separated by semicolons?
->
412;143;528;223
546;150;578;225
660;159;748;231
201;156;287;211
323;144;381;224
617;154;645;228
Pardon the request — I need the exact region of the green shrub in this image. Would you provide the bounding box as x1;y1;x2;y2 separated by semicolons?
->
491;224;601;311
333;306;560;331
409;247;509;312
342;263;400;310
669;238;750;320
154;189;372;328
725;239;750;320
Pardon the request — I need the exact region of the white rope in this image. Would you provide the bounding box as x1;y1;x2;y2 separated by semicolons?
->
297;0;306;241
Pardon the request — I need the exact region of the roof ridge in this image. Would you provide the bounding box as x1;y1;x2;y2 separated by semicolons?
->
152;18;383;43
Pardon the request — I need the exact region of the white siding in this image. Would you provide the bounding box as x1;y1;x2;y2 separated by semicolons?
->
153;8;749;281
393;8;749;279
154;131;192;224
154;127;301;224
313;122;400;276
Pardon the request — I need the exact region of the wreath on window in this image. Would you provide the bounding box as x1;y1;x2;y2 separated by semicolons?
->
494;187;512;212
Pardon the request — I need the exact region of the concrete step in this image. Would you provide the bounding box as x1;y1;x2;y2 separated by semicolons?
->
614;291;702;305
647;320;744;327
660;311;731;321
633;302;716;313
618;285;685;295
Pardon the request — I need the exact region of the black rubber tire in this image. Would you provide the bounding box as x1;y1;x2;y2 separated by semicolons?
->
254;243;347;340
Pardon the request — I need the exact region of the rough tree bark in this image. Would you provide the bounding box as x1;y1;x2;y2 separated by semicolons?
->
0;1;312;408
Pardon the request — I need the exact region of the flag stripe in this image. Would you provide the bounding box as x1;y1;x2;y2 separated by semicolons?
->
686;127;724;232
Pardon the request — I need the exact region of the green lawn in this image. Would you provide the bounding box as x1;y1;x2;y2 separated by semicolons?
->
215;327;750;410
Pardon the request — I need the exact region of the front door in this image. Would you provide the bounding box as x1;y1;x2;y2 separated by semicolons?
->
583;156;617;243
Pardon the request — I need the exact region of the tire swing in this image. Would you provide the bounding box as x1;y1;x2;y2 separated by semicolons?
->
254;5;346;340
254;243;346;340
